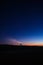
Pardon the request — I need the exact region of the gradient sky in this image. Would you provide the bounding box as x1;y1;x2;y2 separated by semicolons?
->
0;1;43;43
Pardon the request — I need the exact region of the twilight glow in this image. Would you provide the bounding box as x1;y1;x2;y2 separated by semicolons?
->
1;37;43;46
0;1;43;46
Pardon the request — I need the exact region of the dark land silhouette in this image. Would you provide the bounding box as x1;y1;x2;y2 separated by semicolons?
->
0;44;43;63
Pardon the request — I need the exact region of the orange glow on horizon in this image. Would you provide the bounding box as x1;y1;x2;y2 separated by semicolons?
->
23;43;43;46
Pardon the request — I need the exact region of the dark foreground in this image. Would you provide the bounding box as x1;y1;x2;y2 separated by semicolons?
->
0;45;43;62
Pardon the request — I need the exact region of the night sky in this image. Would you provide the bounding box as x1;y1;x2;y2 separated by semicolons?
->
0;1;43;43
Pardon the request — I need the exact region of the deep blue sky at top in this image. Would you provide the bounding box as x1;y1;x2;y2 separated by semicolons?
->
0;1;43;42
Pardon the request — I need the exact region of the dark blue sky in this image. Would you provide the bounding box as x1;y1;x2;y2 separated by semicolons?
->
0;1;43;42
